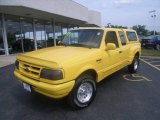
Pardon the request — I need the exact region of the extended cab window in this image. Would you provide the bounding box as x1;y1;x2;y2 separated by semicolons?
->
118;31;126;45
105;31;119;48
127;32;137;41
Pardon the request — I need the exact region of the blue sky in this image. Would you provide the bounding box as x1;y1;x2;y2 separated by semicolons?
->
74;0;160;32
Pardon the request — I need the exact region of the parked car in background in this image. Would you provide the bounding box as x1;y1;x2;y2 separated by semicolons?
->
141;35;160;50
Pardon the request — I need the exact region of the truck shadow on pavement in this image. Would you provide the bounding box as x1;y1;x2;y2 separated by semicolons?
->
12;84;70;111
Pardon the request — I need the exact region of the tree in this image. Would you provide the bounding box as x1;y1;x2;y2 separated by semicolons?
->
105;24;128;29
149;31;158;35
132;25;148;36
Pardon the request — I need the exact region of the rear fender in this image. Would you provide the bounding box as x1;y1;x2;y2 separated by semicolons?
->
128;46;141;64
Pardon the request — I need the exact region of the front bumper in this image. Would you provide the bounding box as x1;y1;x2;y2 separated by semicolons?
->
14;71;75;99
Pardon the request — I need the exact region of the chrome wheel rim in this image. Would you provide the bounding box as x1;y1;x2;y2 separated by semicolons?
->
77;82;93;103
134;59;138;70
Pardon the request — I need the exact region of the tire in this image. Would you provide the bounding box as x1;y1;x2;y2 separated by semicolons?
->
128;55;139;73
156;44;160;50
67;74;96;109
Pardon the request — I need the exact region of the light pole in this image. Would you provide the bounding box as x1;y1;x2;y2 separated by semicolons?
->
149;10;156;36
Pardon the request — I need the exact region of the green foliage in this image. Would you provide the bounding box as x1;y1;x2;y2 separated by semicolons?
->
149;31;158;35
132;25;148;36
105;24;159;36
142;48;160;57
105;25;128;29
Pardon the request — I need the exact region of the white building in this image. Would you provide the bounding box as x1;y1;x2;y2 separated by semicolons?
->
0;0;101;55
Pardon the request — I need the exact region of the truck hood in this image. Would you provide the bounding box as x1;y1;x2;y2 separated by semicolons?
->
18;46;100;68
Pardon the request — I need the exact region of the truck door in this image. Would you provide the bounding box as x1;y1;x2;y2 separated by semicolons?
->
117;30;130;66
102;31;122;76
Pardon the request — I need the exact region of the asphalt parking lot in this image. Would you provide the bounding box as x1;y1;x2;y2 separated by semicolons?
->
141;56;160;70
0;58;160;120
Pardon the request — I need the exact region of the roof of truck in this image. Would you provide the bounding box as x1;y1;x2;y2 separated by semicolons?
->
77;27;136;32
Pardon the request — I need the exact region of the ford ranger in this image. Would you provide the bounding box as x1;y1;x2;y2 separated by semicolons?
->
14;28;141;108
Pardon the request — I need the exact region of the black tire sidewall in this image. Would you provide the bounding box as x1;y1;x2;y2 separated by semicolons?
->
69;74;96;108
133;56;139;71
128;55;139;73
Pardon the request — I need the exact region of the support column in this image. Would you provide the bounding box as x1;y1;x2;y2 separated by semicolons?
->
53;19;56;46
33;19;37;50
19;17;24;53
2;13;9;55
44;23;47;48
61;25;63;40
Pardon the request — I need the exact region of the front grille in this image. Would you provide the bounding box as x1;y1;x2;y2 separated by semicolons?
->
19;62;41;78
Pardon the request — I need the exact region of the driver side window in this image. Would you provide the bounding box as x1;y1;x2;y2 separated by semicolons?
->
105;31;119;48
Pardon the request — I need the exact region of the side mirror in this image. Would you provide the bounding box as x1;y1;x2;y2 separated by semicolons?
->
105;43;116;51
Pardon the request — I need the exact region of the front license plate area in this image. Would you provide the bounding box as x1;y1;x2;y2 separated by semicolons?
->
23;83;31;92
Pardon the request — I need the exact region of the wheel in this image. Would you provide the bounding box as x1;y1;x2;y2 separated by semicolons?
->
128;55;139;73
156;44;160;50
67;74;96;109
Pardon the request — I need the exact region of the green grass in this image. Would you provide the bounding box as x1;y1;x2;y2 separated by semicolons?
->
141;48;160;57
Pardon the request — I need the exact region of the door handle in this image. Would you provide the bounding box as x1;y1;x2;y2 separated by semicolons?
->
119;51;122;53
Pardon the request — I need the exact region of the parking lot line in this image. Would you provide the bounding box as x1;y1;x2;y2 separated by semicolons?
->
149;61;160;63
140;58;160;71
155;65;160;67
141;56;160;59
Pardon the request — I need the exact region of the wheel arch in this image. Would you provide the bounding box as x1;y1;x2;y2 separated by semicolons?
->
135;51;140;57
128;46;141;64
76;69;98;83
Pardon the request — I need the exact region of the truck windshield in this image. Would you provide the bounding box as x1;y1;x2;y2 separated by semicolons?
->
62;29;103;48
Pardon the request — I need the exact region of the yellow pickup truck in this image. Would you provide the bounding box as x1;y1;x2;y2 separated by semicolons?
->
14;28;141;108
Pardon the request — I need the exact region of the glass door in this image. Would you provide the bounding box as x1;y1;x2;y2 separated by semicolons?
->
20;17;34;52
5;15;22;54
35;19;46;49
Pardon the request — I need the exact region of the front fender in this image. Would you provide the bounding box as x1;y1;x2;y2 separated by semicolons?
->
62;62;99;83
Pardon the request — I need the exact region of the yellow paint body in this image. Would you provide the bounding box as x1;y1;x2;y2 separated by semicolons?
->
14;28;141;99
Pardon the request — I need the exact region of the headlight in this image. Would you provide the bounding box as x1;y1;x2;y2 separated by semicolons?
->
40;69;63;80
15;60;19;69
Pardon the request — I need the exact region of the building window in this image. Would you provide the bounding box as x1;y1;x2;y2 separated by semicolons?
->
20;17;34;52
35;19;46;49
55;23;62;45
0;13;5;55
2;14;81;55
45;21;54;47
5;14;22;54
68;25;74;31
62;24;68;38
